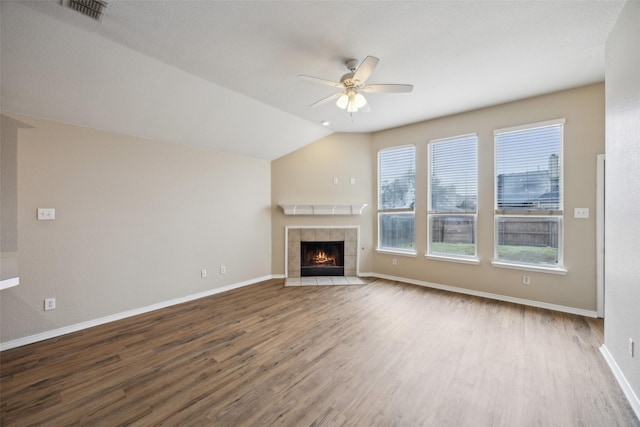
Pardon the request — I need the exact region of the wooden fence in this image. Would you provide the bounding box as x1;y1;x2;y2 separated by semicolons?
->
431;217;474;244
431;217;558;248
384;215;558;249
380;214;414;249
497;218;558;248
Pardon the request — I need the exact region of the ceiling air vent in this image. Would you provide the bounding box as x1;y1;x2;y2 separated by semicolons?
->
68;0;107;20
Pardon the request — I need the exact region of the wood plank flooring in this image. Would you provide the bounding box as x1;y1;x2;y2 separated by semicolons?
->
1;278;638;426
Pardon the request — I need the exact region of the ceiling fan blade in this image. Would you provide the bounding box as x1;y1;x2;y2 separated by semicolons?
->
298;75;344;89
353;56;379;84
362;84;414;93
309;92;343;108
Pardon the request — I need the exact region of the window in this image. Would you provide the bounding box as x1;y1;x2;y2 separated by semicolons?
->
378;145;415;253
494;119;565;271
427;134;478;261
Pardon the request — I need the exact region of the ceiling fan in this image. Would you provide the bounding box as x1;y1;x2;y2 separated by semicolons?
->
298;56;413;113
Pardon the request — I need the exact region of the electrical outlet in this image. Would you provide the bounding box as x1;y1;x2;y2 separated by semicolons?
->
201;269;207;278
220;266;226;274
37;208;56;220
629;338;635;357
523;275;531;285
44;298;56;311
392;258;397;265
574;207;589;219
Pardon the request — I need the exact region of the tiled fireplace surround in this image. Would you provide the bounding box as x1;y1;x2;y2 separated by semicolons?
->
286;227;358;278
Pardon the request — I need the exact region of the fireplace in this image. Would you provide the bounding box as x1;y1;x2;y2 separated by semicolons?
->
300;241;344;276
286;227;358;278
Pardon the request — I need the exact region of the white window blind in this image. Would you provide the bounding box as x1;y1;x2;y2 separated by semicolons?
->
495;120;564;212
427;135;478;260
378;145;415;253
378;145;415;210
429;134;478;213
493;119;565;270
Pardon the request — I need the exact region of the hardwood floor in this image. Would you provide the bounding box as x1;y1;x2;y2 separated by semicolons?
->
1;278;638;426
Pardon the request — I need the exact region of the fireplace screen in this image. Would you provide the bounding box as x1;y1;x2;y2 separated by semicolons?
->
300;241;345;276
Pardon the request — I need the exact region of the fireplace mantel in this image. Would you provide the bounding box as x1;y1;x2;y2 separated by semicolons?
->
279;204;367;215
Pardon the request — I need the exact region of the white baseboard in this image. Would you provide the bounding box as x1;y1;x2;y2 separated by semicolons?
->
367;272;598;318
0;275;276;352
600;344;640;421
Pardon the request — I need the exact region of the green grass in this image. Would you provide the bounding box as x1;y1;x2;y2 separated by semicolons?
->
497;244;557;264
430;242;475;256
431;242;558;265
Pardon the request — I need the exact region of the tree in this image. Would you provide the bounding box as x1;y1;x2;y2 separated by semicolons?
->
430;176;456;211
380;168;415;209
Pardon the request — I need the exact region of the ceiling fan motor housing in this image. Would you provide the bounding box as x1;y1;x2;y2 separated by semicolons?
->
340;73;358;88
345;59;359;72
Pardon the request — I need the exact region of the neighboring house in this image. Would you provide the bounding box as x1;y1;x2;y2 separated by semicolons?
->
497;170;558;210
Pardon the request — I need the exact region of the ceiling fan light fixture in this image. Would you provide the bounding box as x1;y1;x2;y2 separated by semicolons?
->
354;93;367;109
344;92;366;112
336;94;349;109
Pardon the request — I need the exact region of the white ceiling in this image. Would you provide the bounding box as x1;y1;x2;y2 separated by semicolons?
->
0;1;625;160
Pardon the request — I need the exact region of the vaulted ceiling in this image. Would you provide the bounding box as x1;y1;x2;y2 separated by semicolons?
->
0;1;625;160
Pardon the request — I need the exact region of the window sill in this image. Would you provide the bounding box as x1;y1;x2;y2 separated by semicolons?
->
375;249;417;257
425;254;480;265
0;277;20;291
491;261;567;275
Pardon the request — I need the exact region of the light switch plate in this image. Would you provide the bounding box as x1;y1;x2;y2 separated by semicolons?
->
37;208;56;220
574;208;589;219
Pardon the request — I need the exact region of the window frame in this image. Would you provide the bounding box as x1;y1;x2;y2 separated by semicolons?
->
426;134;479;264
492;119;567;274
377;144;416;255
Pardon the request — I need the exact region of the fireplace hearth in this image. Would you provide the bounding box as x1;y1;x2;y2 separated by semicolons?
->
301;241;344;276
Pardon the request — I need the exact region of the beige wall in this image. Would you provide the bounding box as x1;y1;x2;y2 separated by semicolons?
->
0;114;272;343
272;84;604;312
371;84;604;311
1;84;608;344
604;0;640;405
271;133;374;275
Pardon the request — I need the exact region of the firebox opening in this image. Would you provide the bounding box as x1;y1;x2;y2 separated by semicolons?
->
301;241;345;276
